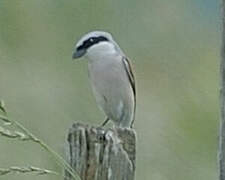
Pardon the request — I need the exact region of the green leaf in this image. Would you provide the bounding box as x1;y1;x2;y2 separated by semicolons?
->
0;100;6;114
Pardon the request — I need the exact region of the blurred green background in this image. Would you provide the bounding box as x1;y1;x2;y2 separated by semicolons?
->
0;0;220;180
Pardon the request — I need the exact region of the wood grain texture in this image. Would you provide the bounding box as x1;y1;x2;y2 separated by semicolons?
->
65;123;136;180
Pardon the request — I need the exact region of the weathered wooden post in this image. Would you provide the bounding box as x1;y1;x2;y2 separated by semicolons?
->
65;123;136;180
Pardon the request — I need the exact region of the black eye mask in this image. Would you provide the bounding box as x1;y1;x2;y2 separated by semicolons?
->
77;36;109;51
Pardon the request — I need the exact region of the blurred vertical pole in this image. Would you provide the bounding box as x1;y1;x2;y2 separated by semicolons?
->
219;0;225;179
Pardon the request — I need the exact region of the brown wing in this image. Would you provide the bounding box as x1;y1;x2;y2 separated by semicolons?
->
122;57;136;127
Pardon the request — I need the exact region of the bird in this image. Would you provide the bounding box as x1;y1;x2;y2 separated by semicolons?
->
72;31;136;128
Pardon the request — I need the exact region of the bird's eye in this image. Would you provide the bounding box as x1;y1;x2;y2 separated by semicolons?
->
90;38;94;42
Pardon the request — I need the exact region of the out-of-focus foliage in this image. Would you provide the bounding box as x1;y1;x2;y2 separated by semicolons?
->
0;1;220;180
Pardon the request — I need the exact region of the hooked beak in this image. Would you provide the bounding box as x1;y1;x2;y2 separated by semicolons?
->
72;49;86;59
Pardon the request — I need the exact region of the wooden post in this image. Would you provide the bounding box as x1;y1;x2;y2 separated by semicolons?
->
220;1;225;180
65;123;136;180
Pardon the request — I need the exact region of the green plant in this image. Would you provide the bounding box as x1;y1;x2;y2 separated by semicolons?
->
0;100;81;180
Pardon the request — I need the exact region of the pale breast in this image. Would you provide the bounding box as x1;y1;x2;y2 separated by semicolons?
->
88;55;134;124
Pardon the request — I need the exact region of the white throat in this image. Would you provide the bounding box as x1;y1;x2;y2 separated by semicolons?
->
85;42;117;61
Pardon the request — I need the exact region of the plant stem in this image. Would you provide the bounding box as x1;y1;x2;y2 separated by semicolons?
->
0;111;80;180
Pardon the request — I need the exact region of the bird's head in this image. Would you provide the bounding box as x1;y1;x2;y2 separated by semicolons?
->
72;31;122;60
